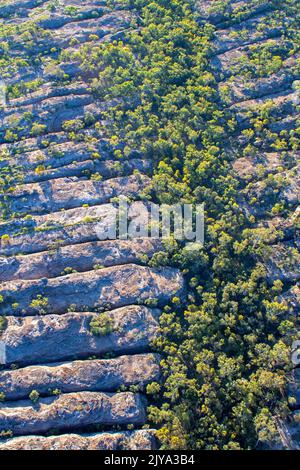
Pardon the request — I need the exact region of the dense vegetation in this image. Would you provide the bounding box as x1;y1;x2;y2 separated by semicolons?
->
57;0;299;449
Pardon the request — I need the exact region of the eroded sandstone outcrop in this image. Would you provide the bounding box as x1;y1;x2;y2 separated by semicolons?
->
24;158;152;184
0;306;160;365
0;354;160;400
0;238;163;281
0;392;146;436
0;201;153;256
5;174;151;214
0;264;184;315
260;241;300;283
0;430;157;451
0;0;172;449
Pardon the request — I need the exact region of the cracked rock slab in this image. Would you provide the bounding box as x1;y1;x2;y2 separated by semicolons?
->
0;353;160;400
6;174;151;214
0;429;157;450
0;391;146;436
0;264;184;315
0;305;160;366
0;238;163;282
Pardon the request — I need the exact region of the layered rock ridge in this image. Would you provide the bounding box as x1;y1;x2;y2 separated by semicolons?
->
0;0;185;450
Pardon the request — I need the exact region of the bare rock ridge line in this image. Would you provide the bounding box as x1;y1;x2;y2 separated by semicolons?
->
0;430;157;451
0;139;144;175
0;354;161;401
0;264;184;316
0;238;164;281
0;0;185;449
20;159;152;185
1;306;161;366
0;136;143;173
3;174;151;214
0;392;146;436
0;197;152;234
0;202;154;257
197;0;300;449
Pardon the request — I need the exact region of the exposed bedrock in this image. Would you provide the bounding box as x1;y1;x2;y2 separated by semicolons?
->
212;13;284;54
278;284;300;317
23;158;152;184
0;306;160;365
0;238;164;282
0;430;157;450
0;264;184;316
8;82;91;109
0;0;48;18
5;174;151;214
219;74;300;107
0;95;97;141
0;201;151;256
232;152;298;182
0;354;160;400
212;46;299;80
0;11;132;63
0;0;177;451
0;391;146;436
196;0;273;26
231;91;300;130
0;136;141;172
36;12;132;52
0;138;114;171
260;241;300;284
239;165;300;217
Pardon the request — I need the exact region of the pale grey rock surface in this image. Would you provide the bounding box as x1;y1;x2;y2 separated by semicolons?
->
0;238;163;281
0;264;184;315
0;306;160;365
6;174;151;214
0;353;160;400
0;391;146;436
0;430;157;450
0;201;153;256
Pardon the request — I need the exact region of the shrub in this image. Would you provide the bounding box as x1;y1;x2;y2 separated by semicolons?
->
29;390;40;403
90;313;114;336
0;430;13;439
146;382;161;396
30;123;46;136
62;119;84;132
30;295;49;314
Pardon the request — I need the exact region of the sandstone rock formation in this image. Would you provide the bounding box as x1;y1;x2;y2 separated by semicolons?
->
0;392;146;436
4;174;150;214
0;238;163;281
0;264;184;315
0;306;161;365
0;430;157;450
0;354;160;400
0;0;186;449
